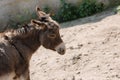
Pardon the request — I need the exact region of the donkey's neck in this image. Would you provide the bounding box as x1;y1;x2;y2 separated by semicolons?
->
19;29;41;52
5;24;41;61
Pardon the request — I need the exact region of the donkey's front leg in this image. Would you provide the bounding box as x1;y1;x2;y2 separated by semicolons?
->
19;69;30;80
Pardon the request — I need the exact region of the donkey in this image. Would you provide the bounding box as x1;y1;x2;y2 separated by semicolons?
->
0;8;66;80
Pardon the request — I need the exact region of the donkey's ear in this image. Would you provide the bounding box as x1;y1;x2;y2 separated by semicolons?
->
31;19;47;29
31;19;43;25
36;6;47;17
36;6;41;11
31;19;37;25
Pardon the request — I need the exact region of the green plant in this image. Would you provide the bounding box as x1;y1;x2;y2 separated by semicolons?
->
53;0;104;23
43;5;51;13
115;5;120;14
55;0;78;22
109;0;120;7
78;0;104;17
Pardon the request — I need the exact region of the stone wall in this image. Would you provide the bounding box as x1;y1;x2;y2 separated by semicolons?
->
0;0;120;31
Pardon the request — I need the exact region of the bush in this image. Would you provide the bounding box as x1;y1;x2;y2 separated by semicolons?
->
55;0;78;23
78;0;104;17
43;5;51;13
115;5;120;14
9;0;104;28
51;0;104;23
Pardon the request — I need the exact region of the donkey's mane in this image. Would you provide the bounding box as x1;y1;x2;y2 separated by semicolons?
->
3;24;36;39
1;17;59;40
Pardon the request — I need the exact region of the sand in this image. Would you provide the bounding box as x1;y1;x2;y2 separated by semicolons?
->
30;9;120;80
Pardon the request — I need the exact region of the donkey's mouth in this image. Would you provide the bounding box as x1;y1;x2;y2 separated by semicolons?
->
57;48;66;55
55;42;66;55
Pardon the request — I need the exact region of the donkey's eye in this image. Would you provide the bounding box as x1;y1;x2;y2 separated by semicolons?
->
47;28;58;38
48;34;56;38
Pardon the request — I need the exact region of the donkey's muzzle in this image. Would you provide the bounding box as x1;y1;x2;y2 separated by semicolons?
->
55;42;66;55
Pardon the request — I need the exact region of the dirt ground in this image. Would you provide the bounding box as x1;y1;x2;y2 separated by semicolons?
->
30;9;120;80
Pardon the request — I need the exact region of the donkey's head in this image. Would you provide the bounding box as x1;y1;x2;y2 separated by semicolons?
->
31;7;66;55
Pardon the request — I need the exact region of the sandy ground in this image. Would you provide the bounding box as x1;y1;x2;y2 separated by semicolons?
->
30;9;120;80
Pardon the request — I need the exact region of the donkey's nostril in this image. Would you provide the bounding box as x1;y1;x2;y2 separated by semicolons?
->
55;42;66;55
59;48;65;55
